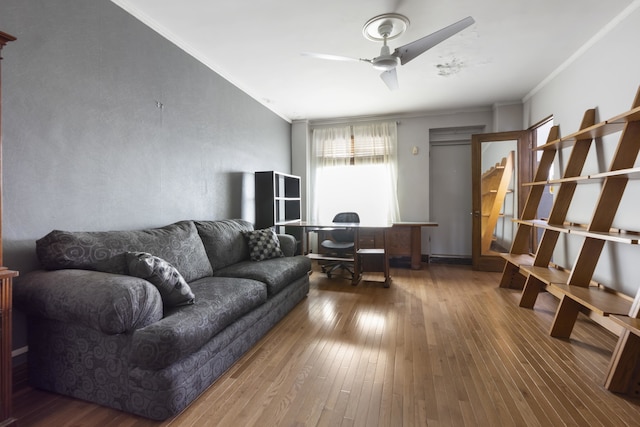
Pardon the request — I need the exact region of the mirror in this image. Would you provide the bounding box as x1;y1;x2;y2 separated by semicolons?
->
472;130;529;272
480;142;517;255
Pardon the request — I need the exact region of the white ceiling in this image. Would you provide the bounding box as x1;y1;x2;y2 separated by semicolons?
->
112;0;635;122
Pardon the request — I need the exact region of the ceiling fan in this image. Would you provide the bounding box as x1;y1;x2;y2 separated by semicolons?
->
302;13;475;91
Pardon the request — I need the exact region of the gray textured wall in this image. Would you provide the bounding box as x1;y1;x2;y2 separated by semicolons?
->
0;0;291;273
1;0;291;351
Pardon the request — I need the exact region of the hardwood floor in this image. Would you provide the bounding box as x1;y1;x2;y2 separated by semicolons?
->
11;264;640;426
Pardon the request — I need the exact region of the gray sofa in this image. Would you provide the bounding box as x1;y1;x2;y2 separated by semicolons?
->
13;219;311;420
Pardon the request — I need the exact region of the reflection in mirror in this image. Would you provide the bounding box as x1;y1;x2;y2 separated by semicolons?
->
480;140;518;255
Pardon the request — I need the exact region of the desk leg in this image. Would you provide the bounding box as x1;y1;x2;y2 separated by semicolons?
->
410;226;422;269
352;228;360;286
383;230;390;288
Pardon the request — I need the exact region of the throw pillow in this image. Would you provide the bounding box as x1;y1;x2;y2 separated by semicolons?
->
125;251;195;307
243;228;284;261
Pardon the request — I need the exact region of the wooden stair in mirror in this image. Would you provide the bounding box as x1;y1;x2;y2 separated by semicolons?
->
480;151;514;253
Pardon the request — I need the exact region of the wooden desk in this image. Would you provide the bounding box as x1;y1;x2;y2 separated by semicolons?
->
281;221;438;285
387;222;438;269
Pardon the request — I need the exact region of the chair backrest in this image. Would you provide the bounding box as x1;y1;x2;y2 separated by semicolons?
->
332;212;360;242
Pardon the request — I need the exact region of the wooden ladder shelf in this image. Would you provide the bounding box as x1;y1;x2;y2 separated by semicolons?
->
498;86;640;396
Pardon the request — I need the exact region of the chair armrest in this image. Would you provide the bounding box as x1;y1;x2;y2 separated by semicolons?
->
277;233;297;257
14;269;164;334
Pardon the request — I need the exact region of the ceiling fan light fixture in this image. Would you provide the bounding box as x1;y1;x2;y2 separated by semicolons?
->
372;56;398;71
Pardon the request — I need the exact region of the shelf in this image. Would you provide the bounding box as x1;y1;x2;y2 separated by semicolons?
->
535;106;640;152
607;105;640;124
501;252;534;266
549;283;632;316
523;166;640;187
610;315;640;337
512;219;574;234
589;167;640;180
255;171;303;253
522;175;591;186
520;265;570;285
501;87;640;395
570;229;640;244
307;253;354;263
513;219;640;244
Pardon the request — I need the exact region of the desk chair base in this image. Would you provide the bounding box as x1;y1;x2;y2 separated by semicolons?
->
321;259;356;280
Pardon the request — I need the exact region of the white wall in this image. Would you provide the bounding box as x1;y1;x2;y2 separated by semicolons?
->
523;2;640;296
292;108;495;255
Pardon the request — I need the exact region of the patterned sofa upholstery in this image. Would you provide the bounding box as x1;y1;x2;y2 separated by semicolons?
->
14;219;311;420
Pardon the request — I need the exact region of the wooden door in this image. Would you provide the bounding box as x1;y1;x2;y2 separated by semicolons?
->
471;131;530;271
429;141;473;259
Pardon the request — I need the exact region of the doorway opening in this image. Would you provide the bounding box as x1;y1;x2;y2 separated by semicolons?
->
428;126;485;264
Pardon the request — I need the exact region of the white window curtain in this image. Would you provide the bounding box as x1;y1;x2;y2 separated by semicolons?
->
310;121;401;224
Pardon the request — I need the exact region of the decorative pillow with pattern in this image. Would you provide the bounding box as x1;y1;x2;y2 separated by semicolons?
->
125;252;195;307
242;228;284;261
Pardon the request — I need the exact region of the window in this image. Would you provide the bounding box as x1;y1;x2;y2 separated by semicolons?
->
310;122;400;224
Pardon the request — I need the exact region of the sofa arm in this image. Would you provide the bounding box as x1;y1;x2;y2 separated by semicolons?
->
277;233;297;257
14;269;164;334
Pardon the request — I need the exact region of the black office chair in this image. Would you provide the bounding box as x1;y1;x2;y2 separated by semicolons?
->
320;212;360;279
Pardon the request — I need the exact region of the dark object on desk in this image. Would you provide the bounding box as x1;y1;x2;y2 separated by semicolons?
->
320;212;360;279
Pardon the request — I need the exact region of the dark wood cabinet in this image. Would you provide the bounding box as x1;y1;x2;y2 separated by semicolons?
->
0;31;18;427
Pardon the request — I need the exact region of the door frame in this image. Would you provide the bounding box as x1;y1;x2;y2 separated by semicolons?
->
471;130;531;271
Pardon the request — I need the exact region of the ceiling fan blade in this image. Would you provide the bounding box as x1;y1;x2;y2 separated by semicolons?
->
380;68;399;91
301;52;367;63
394;16;475;65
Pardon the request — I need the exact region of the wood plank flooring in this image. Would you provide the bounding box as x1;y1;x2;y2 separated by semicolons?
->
11;264;640;426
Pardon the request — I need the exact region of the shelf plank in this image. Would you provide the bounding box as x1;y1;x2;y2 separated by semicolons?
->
549;284;632;316
589;167;640;180
357;248;385;255
307;253;354;262
522;167;640;187
520;265;570;285
535;106;640;151
522;175;592;186
570;229;640;244
512;219;573;234
536;122;625;150
610;315;640;336
607;105;640;124
511;219;640;243
501;252;534;266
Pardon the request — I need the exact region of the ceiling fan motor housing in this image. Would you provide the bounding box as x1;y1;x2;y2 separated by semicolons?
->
372;45;399;71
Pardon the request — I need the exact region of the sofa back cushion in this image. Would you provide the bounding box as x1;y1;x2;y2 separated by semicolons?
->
36;221;213;283
194;219;254;271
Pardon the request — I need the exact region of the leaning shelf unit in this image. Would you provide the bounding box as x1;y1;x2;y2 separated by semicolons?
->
498;86;640;396
254;171;302;252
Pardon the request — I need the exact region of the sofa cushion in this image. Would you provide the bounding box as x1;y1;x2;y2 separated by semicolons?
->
194;219;254;271
129;276;267;370
214;255;311;296
13;269;164;334
125;252;195;307
243;228;284;261
36;220;213;283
